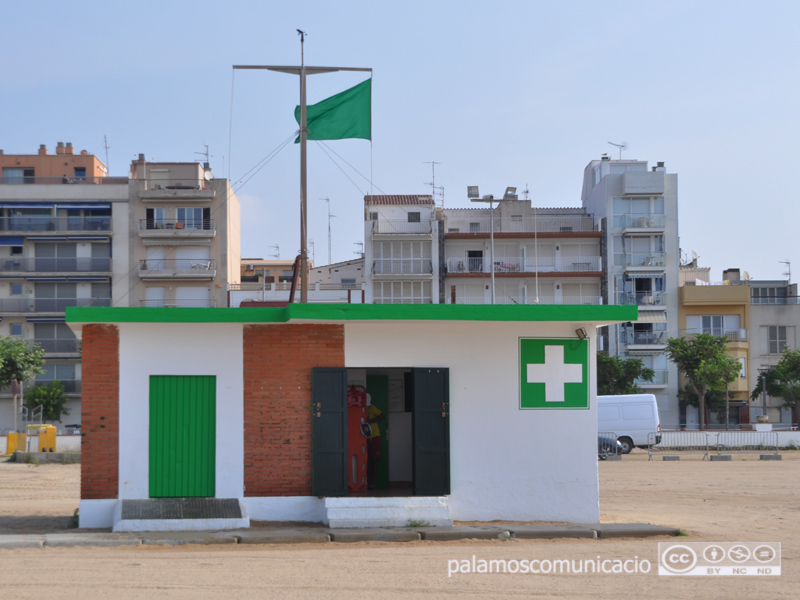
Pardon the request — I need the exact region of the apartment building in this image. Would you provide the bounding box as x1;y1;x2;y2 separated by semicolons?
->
0;143;129;429
128;156;240;309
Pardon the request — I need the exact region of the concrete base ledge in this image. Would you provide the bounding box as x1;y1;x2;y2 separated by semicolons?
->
663;456;680;461
589;523;680;538
510;525;597;539
235;529;331;544
760;454;782;460
710;455;732;461
328;528;422;542
44;533;141;548
416;526;510;541
12;451;80;464
140;531;239;545
0;535;45;549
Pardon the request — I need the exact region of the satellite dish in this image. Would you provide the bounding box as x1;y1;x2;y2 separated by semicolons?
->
744;271;751;281
691;251;698;260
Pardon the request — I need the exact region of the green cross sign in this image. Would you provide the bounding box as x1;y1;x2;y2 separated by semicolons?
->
519;338;589;410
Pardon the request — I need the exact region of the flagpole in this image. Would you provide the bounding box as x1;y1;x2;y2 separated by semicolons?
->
298;30;309;303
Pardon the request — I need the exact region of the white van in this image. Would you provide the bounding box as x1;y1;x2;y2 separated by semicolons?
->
597;394;661;454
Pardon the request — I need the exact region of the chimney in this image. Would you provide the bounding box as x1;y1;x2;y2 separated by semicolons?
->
56;142;65;155
601;154;610;161
38;144;48;156
723;268;741;284
655;161;666;172
65;142;74;155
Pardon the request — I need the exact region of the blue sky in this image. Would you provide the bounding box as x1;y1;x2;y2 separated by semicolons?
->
3;1;798;280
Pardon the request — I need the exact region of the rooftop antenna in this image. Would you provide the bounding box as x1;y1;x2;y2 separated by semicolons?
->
424;161;444;207
607;141;628;160
194;144;210;166
268;244;280;259
309;239;315;264
102;134;110;172
780;259;791;282
522;184;530;201
354;242;364;257
322;198;336;265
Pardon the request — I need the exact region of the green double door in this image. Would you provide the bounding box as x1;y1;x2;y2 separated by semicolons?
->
312;368;450;497
149;375;216;498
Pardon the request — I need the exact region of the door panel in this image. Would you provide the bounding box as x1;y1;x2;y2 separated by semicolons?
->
413;368;450;496
312;368;348;497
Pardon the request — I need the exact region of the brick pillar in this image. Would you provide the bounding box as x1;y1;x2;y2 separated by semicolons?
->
243;324;344;496
80;324;119;499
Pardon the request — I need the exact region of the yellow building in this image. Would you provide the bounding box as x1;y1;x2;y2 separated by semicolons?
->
678;280;751;427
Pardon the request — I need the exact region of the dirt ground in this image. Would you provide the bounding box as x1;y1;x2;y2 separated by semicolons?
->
0;451;797;599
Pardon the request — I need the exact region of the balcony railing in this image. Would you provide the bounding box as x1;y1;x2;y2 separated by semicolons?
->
0;257;111;272
138;218;216;231
616;291;668;306
371;220;433;234
636;369;668;385
372;258;433;275
617;252;667;267
32;339;80;353
612;214;666;229
445;295;604;305
0;216;111;232
680;328;748;342
0;176;126;185
620;331;667;345
139;299;217;308
445;215;597;234
137;259;216;278
445;255;601;274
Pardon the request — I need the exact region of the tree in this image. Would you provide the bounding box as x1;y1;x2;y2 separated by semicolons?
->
24;381;70;423
0;336;45;388
751;348;800;409
596;352;655;395
666;334;741;430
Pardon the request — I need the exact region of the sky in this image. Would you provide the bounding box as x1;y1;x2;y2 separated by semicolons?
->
2;1;799;281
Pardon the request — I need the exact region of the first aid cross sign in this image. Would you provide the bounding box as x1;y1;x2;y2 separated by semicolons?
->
519;338;589;409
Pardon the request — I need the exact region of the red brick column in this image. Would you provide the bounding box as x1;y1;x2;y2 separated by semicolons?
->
80;324;119;499
243;324;344;496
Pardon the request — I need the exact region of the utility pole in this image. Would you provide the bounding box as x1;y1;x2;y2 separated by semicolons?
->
322;197;335;265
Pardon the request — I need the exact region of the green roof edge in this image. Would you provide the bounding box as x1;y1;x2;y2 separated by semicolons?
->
66;304;637;324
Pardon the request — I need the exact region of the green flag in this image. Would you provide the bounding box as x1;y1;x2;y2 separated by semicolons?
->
294;78;371;142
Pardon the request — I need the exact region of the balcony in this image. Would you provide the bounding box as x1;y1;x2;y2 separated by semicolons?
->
372;258;433;275
445;295;604;305
616;291;668;306
636;369;668;386
137;259;216;280
618;252;667;268
620;330;668;350
680;328;748;342
0;176;127;185
612;213;666;231
371;220;433;235
32;338;80;354
446;255;601;274
0;216;111;233
138;219;216;239
445;215;597;235
139;299;217;308
0;257;111;273
135;179;216;201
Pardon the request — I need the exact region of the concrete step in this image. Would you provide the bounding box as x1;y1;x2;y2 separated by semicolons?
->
324;496;451;528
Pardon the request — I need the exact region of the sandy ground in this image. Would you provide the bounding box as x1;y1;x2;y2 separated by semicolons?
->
0;451;797;599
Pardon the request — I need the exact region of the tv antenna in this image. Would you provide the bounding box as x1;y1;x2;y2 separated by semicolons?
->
424;161;444;207
522;184;530;201
268;244;280;259
607;141;628;160
322;198;336;265
354;242;364;257
194;144;210;165
780;259;791;282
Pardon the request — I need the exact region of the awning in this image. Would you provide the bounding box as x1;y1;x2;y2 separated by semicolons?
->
32;237;67;241
0;203;55;209
57;203;111;210
26;317;66;323
27;277;68;282
68;277;109;282
68;236;109;242
625;272;664;279
636;311;667;323
0;237;24;245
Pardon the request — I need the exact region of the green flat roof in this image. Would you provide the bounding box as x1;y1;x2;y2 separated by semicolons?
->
66;303;637;324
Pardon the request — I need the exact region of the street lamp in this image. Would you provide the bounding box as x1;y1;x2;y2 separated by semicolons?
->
469;187;496;304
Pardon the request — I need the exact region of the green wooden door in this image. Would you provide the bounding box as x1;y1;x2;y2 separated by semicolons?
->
413;368;450;496
312;368;348;497
149;375;216;497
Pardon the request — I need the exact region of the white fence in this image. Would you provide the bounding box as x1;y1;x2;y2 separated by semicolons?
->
648;430;785;460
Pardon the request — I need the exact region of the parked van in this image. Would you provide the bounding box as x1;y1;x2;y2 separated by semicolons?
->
597;394;661;453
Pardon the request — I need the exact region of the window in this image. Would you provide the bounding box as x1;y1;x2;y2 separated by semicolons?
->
370;212;378;221
73;167;86;181
10;246;22;256
177;206;210;229
341;278;356;289
469;222;481;233
511;215;522;222
768;326;787;354
10;323;22;337
407;212;421;223
2;167;35;184
146;207;165;229
752;287;788;305
10;283;22;296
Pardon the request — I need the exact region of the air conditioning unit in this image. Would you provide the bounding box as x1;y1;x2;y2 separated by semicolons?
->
245;264;254;270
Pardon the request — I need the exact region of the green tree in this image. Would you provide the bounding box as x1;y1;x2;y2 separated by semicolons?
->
596;352;655;395
666;334;741;430
751;348;800;409
0;336;45;388
24;381;70;422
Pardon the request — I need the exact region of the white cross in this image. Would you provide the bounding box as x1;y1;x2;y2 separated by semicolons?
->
526;345;583;403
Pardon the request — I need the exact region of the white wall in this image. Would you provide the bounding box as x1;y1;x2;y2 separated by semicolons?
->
117;323;244;499
344;320;600;523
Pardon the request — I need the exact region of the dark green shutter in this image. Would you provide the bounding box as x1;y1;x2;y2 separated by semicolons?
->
149;375;216;497
312;368;348;497
413;368;450;496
